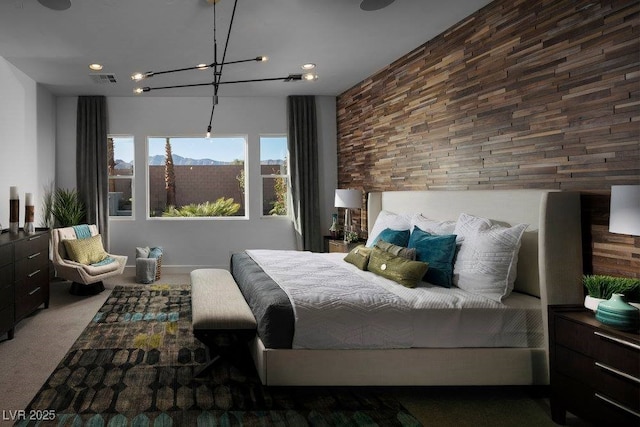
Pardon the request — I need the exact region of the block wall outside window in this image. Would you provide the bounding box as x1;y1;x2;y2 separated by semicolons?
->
147;136;247;218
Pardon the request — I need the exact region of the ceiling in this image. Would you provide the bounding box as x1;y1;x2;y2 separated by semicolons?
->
0;0;491;98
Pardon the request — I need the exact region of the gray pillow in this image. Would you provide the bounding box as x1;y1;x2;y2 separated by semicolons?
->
375;239;416;260
136;246;150;258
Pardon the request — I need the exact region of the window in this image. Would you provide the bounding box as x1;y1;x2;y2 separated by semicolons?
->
108;136;134;217
147;136;246;218
260;136;288;216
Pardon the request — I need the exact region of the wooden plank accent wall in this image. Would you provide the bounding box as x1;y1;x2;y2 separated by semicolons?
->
336;0;639;278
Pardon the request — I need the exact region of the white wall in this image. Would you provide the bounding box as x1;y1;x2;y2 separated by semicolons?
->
0;57;56;229
56;95;337;269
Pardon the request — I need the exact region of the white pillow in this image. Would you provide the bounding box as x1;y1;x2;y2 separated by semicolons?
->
366;210;414;247
453;213;528;302
411;214;464;243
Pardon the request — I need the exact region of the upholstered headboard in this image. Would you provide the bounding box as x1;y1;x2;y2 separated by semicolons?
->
367;190;583;307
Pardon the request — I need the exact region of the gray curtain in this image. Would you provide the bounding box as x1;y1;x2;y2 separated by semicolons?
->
287;96;322;252
76;96;109;250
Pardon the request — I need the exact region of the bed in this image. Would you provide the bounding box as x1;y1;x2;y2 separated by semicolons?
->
230;189;584;386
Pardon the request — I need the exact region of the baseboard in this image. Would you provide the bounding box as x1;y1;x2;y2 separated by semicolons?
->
124;265;229;275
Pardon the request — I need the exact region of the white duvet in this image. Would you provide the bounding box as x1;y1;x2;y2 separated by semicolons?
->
245;250;543;350
246;249;413;349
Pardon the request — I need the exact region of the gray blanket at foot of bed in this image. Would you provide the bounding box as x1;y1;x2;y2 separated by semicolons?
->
230;252;294;349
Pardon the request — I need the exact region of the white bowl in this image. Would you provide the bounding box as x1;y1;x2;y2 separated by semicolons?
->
585;295;640;312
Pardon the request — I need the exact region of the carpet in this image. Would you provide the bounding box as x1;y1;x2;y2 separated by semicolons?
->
18;284;421;426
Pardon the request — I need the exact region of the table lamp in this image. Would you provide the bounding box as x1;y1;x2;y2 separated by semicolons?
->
609;185;640;236
334;189;362;241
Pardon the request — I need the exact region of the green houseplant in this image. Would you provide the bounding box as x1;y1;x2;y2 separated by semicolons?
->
583;274;640;311
162;198;240;217
49;188;86;227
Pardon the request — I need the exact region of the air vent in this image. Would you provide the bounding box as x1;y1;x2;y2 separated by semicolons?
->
89;73;118;84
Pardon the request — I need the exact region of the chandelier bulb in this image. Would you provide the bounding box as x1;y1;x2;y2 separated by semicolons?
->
257;56;268;62
206;125;212;139
133;87;143;95
302;73;318;81
131;71;153;81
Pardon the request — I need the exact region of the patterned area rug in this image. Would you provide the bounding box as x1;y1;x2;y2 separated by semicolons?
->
19;285;421;426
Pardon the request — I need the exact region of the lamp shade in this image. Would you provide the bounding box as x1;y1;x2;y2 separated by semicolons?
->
335;189;362;209
609;185;640;236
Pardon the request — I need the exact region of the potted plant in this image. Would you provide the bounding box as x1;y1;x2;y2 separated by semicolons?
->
583;274;640;311
51;188;86;227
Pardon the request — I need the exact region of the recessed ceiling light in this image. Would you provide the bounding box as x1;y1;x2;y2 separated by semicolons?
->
301;63;316;70
37;0;71;11
360;0;395;11
89;63;103;71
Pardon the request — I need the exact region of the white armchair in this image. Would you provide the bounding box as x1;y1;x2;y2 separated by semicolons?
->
51;224;127;295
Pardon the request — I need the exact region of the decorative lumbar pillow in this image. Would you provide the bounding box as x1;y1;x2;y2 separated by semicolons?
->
367;247;429;288
371;228;410;247
63;234;108;265
365;210;413;247
407;227;457;288
344;245;372;270
375;239;416;260
453;213;528;302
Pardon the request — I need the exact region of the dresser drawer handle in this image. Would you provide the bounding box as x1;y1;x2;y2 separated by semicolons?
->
28;252;41;259
594;331;640;351
595;393;640;419
595;362;640;384
28;235;42;241
28;287;41;296
27;269;41;278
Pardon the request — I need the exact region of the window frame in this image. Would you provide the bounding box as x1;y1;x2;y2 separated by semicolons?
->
107;135;135;220
259;134;290;219
145;134;249;221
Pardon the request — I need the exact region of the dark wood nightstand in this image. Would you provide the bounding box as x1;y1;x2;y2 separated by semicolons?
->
548;305;640;426
327;240;361;254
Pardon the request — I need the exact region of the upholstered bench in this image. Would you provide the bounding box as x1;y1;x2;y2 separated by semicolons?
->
190;268;257;377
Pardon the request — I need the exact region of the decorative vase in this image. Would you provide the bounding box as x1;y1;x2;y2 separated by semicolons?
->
329;213;339;239
24;192;35;235
595;293;640;331
9;186;19;235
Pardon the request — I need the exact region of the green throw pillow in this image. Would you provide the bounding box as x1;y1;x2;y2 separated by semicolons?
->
368;247;429;288
63;234;108;265
375;239;416;260
344;245;372;270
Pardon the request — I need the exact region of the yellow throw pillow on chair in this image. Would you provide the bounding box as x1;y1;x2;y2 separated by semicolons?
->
63;234;108;265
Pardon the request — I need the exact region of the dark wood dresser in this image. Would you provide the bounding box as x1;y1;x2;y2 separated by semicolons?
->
549;305;640;426
0;229;50;340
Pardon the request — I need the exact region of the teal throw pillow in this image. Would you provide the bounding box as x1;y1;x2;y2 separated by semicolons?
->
371;228;410;248
408;226;457;288
149;247;163;259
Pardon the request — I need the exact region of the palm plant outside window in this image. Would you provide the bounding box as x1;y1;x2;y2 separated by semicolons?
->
147;136;246;218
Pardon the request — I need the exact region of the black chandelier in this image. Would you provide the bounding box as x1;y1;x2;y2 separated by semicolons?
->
131;0;317;137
